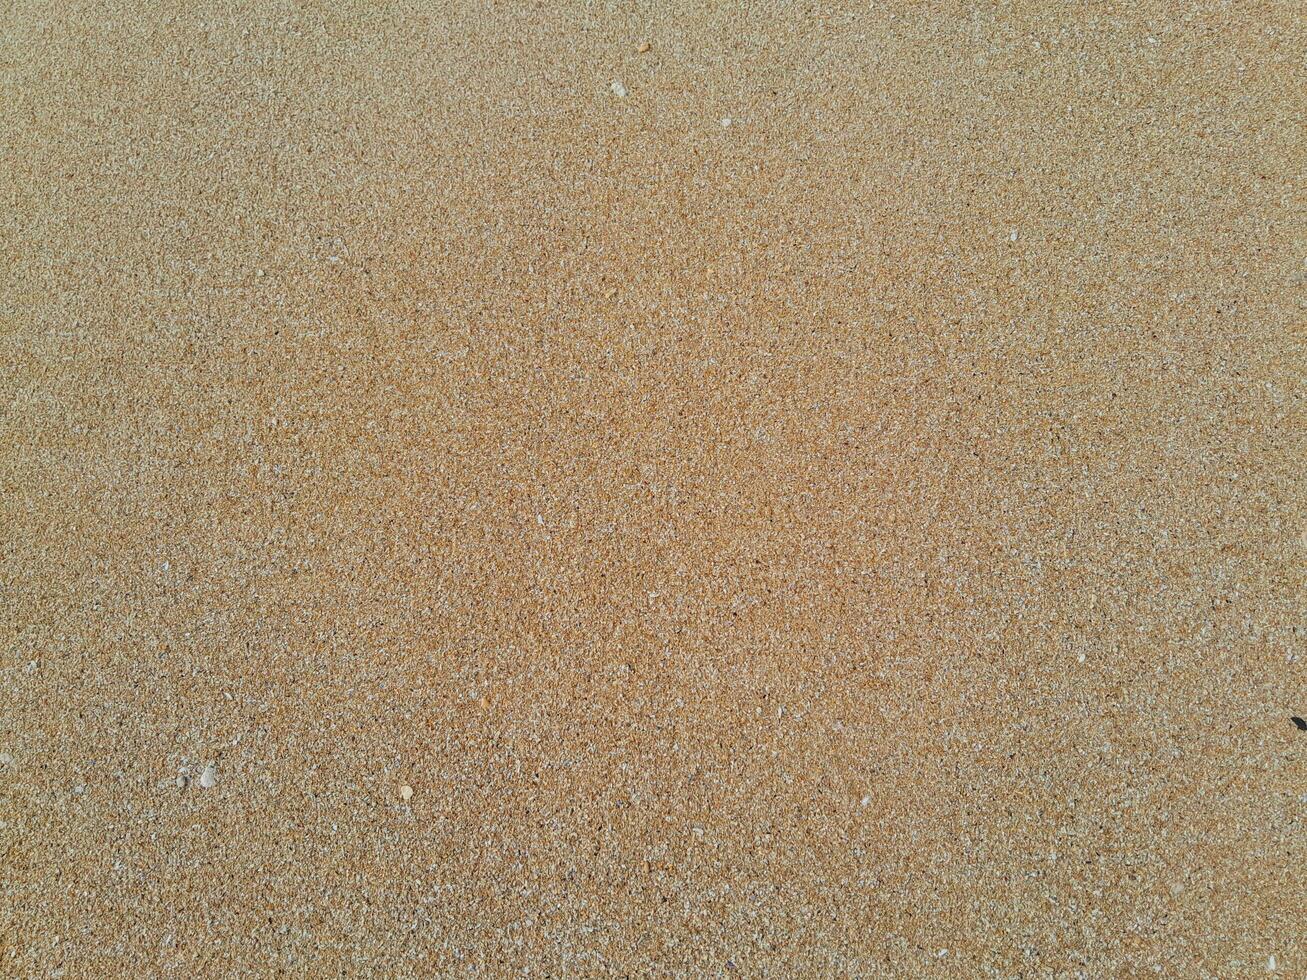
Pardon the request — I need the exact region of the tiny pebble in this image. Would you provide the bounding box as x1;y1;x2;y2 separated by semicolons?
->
176;774;189;789
610;80;628;98
0;753;13;767
1010;229;1019;242
400;784;413;802
199;764;217;789
638;42;651;54
860;795;871;807
720;116;732;127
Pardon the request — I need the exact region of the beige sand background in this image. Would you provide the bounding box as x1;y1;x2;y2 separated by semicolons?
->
2;0;1305;975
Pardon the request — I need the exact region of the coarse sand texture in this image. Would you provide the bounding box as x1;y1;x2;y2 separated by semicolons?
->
2;1;1305;976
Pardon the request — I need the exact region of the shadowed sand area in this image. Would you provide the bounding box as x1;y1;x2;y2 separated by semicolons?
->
2;1;1304;975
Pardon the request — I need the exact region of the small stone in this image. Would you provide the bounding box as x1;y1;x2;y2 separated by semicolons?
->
1267;954;1276;972
175;774;189;789
860;795;871;807
638;42;651;54
255;268;265;278
1010;229;1019;242
720;117;733;127
610;80;628;98
0;753;13;767
199;763;217;789
400;784;414;802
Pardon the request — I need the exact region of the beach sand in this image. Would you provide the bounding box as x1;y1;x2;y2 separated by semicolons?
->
2;1;1304;974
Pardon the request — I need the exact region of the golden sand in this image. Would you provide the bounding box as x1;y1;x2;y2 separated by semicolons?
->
2;1;1304;975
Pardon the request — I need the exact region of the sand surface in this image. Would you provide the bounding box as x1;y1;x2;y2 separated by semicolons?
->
2;1;1305;975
